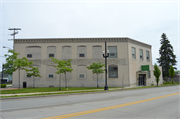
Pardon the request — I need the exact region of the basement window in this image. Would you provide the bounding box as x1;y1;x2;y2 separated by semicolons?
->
49;54;54;57
79;54;85;57
27;75;31;78
79;74;85;78
49;74;54;78
27;54;32;58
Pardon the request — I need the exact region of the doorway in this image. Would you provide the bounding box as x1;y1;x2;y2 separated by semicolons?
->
138;74;146;86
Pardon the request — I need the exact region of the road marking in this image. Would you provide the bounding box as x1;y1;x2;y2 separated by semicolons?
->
43;92;180;119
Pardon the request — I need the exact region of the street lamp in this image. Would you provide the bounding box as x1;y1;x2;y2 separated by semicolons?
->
3;46;13;50
103;41;109;90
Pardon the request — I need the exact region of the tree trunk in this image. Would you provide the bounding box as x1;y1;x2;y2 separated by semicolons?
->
97;74;99;88
33;76;35;89
19;69;20;90
65;73;67;90
59;74;61;90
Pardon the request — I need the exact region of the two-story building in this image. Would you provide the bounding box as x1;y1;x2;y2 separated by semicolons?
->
12;37;163;87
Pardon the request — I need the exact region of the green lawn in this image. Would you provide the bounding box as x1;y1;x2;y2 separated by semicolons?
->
1;82;179;95
1;87;106;94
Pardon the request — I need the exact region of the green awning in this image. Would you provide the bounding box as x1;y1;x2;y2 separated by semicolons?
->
141;65;149;71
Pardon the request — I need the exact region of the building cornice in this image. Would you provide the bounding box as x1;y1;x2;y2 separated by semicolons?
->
14;37;151;48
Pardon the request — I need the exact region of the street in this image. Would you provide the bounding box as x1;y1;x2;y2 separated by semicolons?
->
1;86;180;119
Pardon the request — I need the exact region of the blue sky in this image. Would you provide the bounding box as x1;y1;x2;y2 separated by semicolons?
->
0;0;179;71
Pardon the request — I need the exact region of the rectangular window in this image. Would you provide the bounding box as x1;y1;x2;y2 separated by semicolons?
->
27;75;31;78
108;66;118;78
132;47;136;59
139;49;143;60
27;54;32;58
49;54;54;57
79;54;85;57
49;74;54;78
147;71;151;78
108;46;117;58
146;51;150;61
79;74;85;78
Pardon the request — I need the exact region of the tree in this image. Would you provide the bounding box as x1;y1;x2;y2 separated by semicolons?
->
51;58;73;90
153;64;161;86
14;57;33;90
169;65;175;84
157;33;177;78
26;67;42;88
4;49;19;75
4;50;33;90
87;62;105;88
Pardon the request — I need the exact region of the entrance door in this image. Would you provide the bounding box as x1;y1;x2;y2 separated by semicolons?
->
138;74;146;86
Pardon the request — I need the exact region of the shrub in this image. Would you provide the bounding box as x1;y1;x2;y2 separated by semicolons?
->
1;84;6;88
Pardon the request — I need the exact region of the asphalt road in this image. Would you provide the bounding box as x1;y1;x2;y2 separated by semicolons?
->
0;85;180;119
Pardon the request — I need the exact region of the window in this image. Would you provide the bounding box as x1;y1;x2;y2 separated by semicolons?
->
79;54;85;57
49;54;54;57
132;47;136;59
49;74;54;78
27;54;32;58
108;46;117;58
146;51;150;61
147;71;151;78
27;75;31;78
108;65;118;78
79;74;85;78
139;49;143;60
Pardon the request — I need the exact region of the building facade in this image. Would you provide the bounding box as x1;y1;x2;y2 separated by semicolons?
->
13;37;163;88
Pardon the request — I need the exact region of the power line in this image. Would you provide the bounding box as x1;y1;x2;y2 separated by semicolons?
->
8;28;21;49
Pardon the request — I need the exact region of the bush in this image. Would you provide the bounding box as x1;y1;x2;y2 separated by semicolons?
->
1;84;6;88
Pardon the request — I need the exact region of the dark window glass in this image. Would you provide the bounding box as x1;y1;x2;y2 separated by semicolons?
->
108;66;118;78
49;74;54;78
49;54;54;57
79;54;85;57
79;74;85;78
27;75;31;78
27;54;32;58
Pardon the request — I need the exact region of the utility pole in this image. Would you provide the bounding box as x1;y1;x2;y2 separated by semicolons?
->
8;28;21;49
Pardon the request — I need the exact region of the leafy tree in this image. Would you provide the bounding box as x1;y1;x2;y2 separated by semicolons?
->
14;57;33;90
87;62;105;88
4;49;19;75
169;65;175;84
26;67;42;88
4;50;33;90
51;58;73;90
157;33;177;78
153;64;161;86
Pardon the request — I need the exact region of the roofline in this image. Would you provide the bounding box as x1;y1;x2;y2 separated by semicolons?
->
14;37;151;48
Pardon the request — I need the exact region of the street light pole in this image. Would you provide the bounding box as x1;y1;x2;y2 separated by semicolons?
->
103;41;109;90
1;64;4;80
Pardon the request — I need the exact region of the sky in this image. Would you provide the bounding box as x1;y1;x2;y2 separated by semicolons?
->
0;0;179;71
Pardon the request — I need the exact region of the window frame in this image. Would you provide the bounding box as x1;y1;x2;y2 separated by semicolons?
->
79;74;85;78
108;65;118;78
79;53;85;57
139;49;143;60
108;46;117;58
27;54;32;58
146;51;150;61
27;75;31;78
48;74;54;78
49;54;54;58
132;47;136;59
